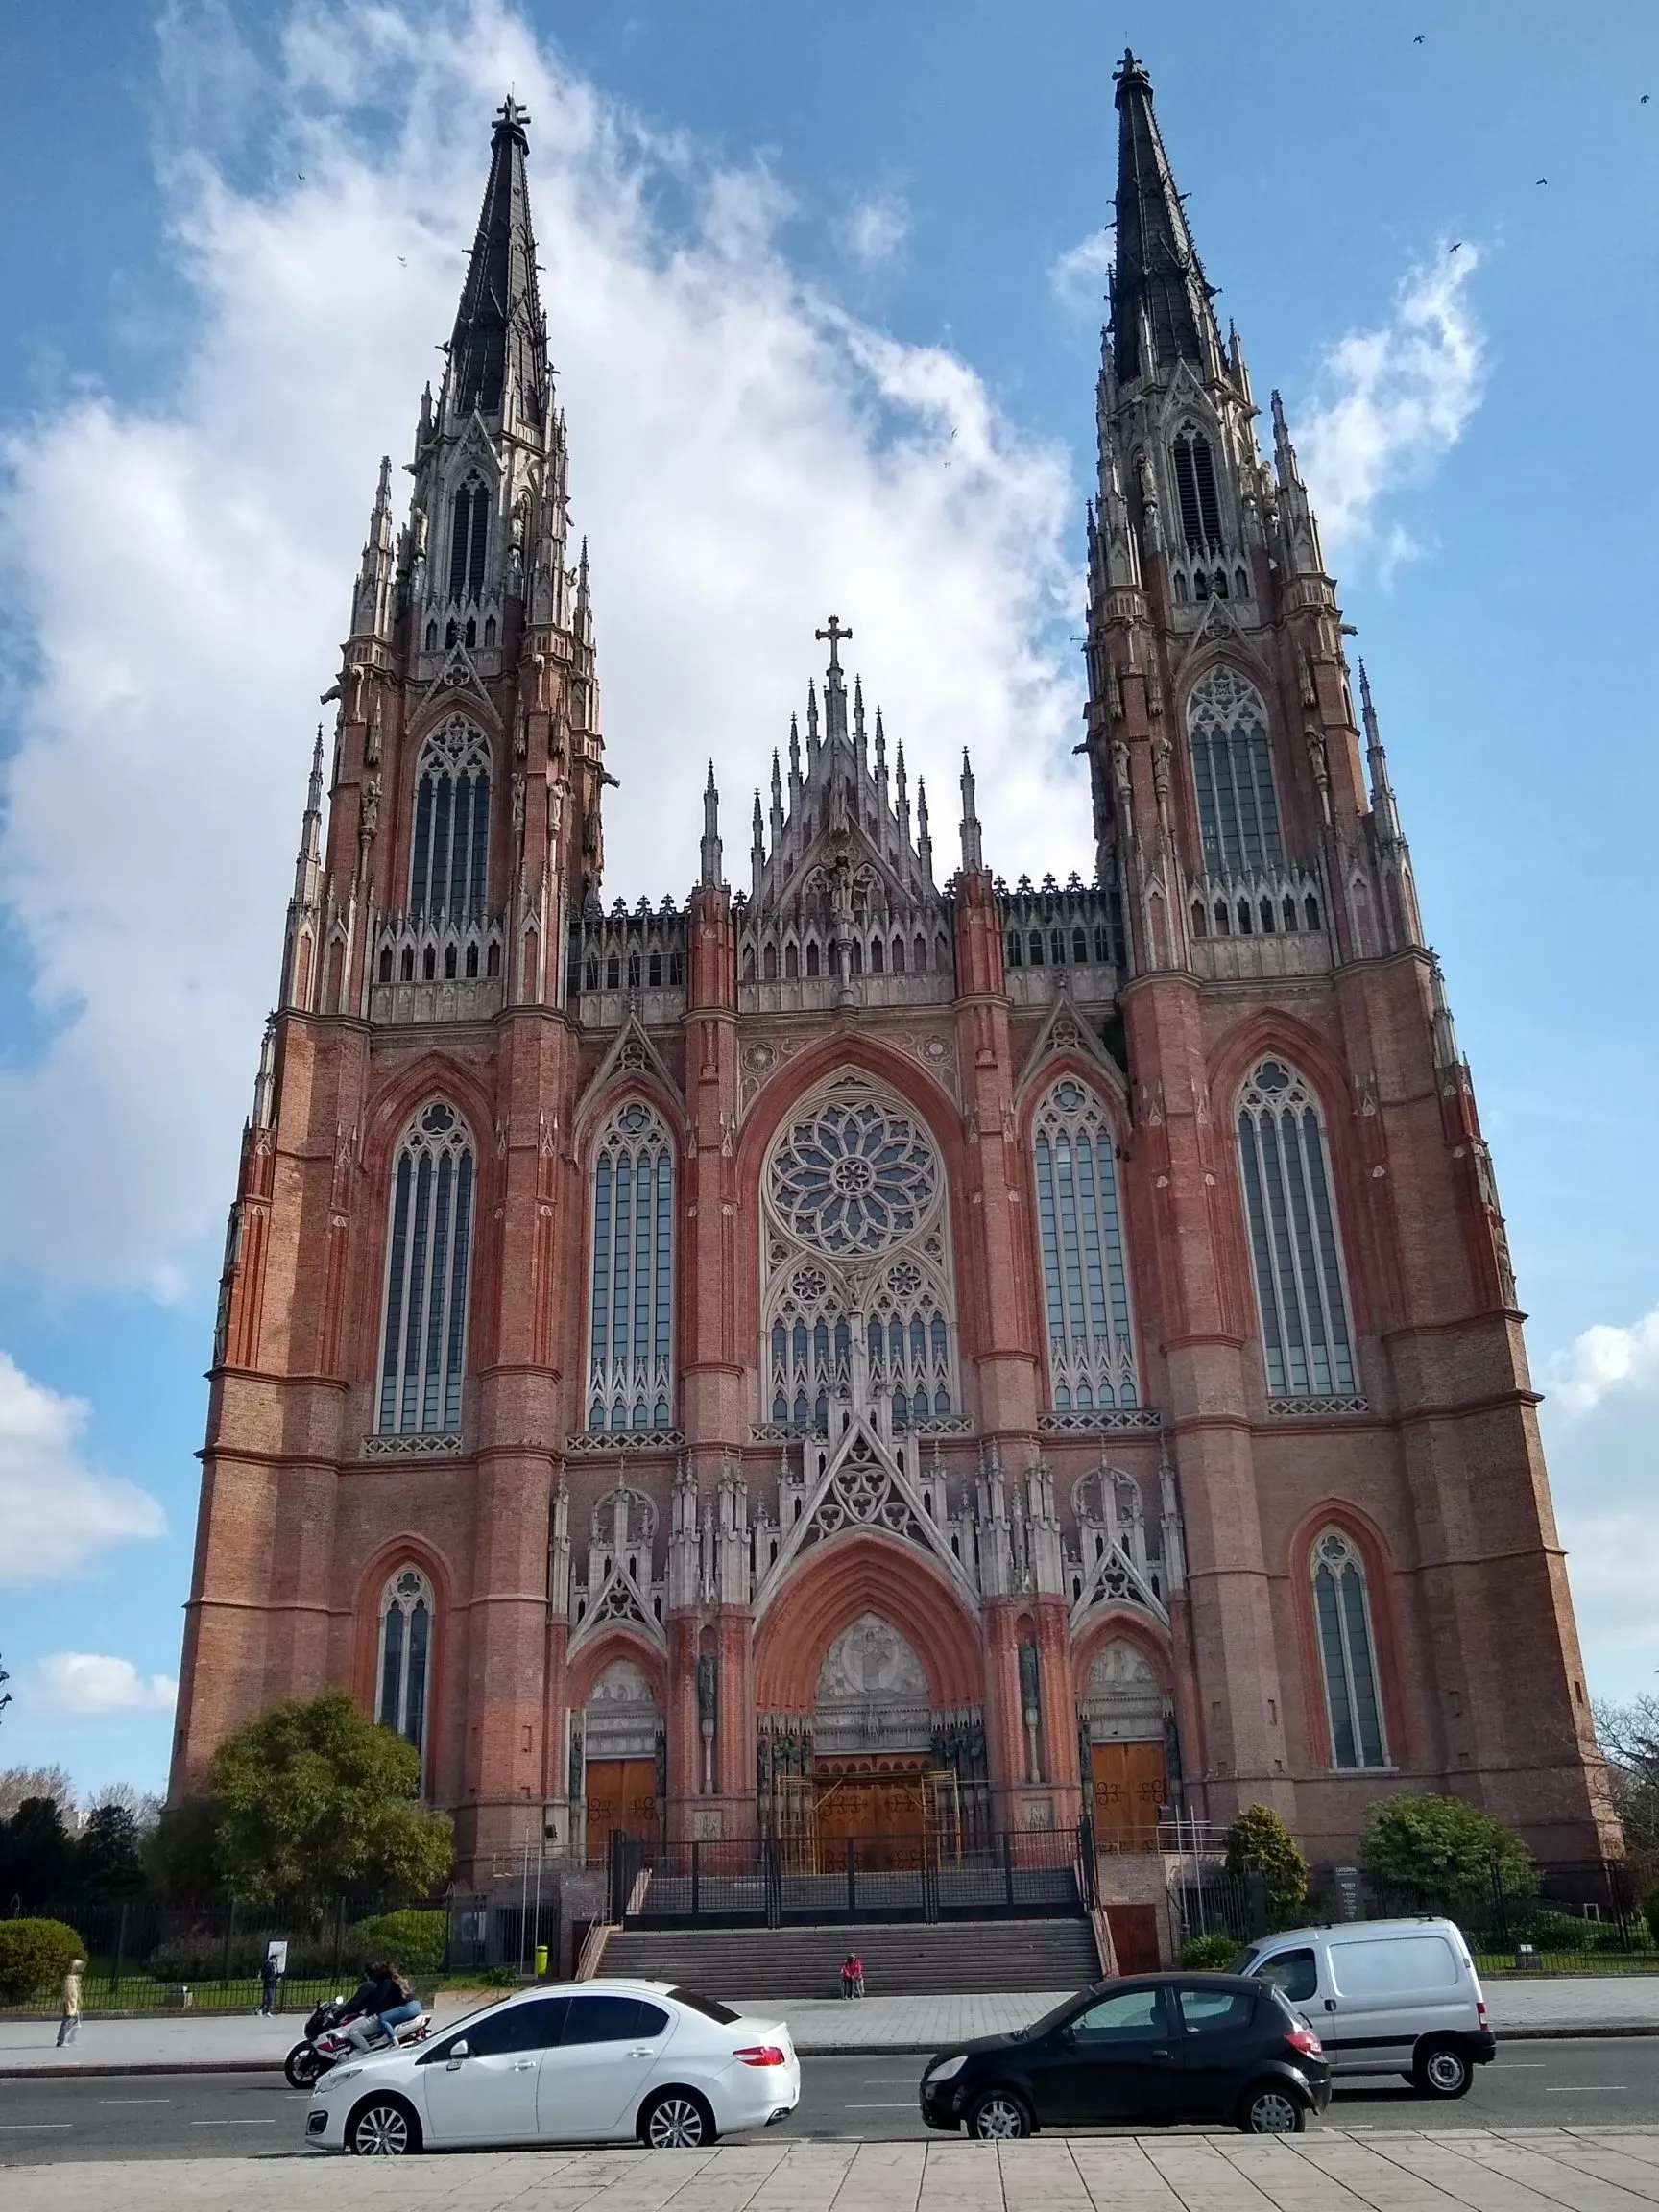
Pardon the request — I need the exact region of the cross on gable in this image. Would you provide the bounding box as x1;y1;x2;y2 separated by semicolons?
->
814;615;852;672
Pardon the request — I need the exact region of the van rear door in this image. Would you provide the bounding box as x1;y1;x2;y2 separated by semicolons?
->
1323;1930;1465;2074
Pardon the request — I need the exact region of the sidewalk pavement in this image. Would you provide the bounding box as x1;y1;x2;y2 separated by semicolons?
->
3;1976;1657;2075
11;2131;1659;2212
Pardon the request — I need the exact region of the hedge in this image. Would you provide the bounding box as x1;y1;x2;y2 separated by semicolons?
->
0;1919;87;2004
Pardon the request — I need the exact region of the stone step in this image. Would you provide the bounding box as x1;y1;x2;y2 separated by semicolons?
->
601;1917;1102;2001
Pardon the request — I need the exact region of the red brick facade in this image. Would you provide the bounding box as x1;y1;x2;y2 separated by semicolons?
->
171;74;1615;1880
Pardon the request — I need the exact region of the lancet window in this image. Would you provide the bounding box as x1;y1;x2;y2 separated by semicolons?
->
1236;1060;1358;1398
447;477;490;603
1188;669;1283;875
409;718;491;920
1032;1079;1139;1410
377;1566;433;1760
1171;425;1223;554
761;1076;956;1431
1311;1530;1387;1769
376;1102;476;1435
587;1100;675;1432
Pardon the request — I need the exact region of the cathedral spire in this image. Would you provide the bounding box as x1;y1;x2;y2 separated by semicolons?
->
446;95;548;430
700;760;723;888
1109;50;1222;386
959;748;984;874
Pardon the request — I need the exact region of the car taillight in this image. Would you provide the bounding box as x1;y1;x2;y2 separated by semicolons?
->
1286;2024;1323;2057
733;2045;786;2067
1478;1999;1488;2027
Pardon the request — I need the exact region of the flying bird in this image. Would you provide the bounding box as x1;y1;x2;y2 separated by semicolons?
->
1449;241;1463;253
1643;93;1650;103
1413;32;1426;42
1536;176;1548;185
397;256;407;266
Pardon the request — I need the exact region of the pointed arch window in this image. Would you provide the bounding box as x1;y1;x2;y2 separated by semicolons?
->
1188;669;1283;876
1171;425;1223;554
1236;1060;1357;1398
447;478;490;603
377;1566;434;1763
376;1101;475;1435
1311;1530;1386;1768
1032;1078;1139;1411
410;717;490;919
587;1100;675;1432
761;1076;957;1431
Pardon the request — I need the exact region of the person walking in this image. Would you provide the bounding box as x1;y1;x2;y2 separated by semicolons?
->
56;1958;84;2047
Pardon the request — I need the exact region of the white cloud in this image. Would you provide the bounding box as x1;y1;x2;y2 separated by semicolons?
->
840;190;911;269
1548;1306;1659;1415
1539;1305;1659;1702
30;1653;179;1716
1049;228;1113;310
0;0;1083;1297
0;1352;165;1582
1294;243;1485;563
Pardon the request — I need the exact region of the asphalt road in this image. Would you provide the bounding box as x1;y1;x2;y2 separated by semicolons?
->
1;2041;1654;2162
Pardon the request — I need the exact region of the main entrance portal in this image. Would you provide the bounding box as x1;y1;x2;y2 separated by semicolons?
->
762;1613;986;1865
1081;1640;1168;1850
580;1658;661;1865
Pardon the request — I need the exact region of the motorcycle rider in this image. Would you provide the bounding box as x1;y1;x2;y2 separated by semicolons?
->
338;1959;421;2053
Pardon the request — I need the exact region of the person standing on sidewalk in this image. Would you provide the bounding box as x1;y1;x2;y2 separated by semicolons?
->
56;1958;84;2046
257;1951;280;2016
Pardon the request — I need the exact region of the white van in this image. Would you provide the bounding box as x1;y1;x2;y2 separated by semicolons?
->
1236;1918;1496;2099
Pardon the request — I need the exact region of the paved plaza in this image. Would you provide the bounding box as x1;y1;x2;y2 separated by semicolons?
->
11;2131;1659;2212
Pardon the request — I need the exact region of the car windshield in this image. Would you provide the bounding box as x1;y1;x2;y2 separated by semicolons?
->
667;1987;740;2025
1015;1991;1094;2040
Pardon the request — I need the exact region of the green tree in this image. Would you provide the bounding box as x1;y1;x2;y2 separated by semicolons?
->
208;1691;453;1902
1223;1803;1310;1927
74;1803;146;1903
0;1797;73;1911
1360;1792;1535;1908
144;1797;222;1903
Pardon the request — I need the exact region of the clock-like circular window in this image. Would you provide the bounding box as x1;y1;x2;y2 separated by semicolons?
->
769;1095;938;1255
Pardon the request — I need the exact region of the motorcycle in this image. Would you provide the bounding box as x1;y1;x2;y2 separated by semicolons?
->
283;1995;433;2089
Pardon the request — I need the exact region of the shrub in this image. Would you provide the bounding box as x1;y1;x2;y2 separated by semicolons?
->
1223;1803;1310;1928
1647;1887;1659;1947
1179;1933;1240;1971
347;1911;447;1979
1360;1792;1535;1910
0;1918;87;2004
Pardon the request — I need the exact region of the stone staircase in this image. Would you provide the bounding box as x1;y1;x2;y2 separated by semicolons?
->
600;1917;1102;2001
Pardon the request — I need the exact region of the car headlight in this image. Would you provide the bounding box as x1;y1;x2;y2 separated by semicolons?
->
925;2055;967;2084
319;2066;362;2092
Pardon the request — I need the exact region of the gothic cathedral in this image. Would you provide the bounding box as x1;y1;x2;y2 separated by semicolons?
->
172;60;1614;1883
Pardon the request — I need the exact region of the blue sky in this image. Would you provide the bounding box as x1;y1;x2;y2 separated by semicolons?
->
0;0;1656;1799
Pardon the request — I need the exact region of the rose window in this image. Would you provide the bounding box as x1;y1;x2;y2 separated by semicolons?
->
769;1098;937;1256
761;1079;957;1432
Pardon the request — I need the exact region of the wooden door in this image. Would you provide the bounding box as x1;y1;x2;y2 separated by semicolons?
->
1090;1740;1166;1851
585;1758;659;1864
1106;1904;1163;1974
812;1776;927;1869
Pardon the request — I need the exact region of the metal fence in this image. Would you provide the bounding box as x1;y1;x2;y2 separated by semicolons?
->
0;1894;514;2016
1168;1857;1658;1975
608;1821;1098;1929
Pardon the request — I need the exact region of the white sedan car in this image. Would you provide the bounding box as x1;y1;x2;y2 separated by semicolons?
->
304;1979;800;2155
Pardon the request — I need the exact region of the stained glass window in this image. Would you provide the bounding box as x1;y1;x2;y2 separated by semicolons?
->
376;1101;475;1435
588;1100;675;1432
1188;668;1282;875
762;1078;955;1431
1032;1078;1139;1410
1311;1531;1386;1769
410;717;490;919
1236;1060;1357;1397
378;1566;433;1760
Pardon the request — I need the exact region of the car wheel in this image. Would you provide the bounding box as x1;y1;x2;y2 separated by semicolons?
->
640;2090;716;2148
1239;2081;1306;2135
284;2045;324;2091
1413;2038;1472;2099
966;2089;1033;2140
347;2096;421;2155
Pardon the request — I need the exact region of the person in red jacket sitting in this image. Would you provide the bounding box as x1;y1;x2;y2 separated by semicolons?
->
840;1952;865;2000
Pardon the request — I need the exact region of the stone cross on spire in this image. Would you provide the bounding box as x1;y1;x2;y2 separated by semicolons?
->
814;615;852;673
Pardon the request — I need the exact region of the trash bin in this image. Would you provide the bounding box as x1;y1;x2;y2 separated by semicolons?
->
534;1944;548;1977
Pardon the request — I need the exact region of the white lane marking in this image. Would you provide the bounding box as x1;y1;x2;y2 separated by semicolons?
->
190;2118;279;2126
1545;2086;1629;2093
847;2102;919;2107
0;2124;72;2131
101;2098;172;2104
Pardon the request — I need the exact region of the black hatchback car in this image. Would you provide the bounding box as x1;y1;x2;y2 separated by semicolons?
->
920;1974;1332;2138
